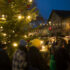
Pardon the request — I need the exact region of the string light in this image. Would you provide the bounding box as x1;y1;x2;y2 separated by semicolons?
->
3;41;7;44
12;30;15;33
42;45;45;49
18;15;22;20
24;35;28;38
27;15;31;19
40;40;44;44
13;42;18;47
1;14;6;20
2;33;7;37
2;14;5;18
0;26;3;29
49;21;52;25
17;15;24;20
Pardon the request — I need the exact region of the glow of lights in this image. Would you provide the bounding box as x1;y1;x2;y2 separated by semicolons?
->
24;35;28;38
40;45;47;52
27;15;31;20
18;15;22;20
13;42;18;47
29;0;33;3
64;37;69;44
42;45;45;49
2;14;5;18
13;30;15;33
3;42;7;44
49;21;52;25
3;33;7;37
2;14;6;20
2;18;6;20
0;26;3;29
40;40;44;44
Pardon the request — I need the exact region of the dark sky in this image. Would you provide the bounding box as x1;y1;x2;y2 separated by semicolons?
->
35;0;70;19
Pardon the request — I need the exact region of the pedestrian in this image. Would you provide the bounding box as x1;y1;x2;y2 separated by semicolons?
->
67;40;70;53
0;42;11;70
54;39;69;70
50;55;56;70
28;46;49;70
12;39;28;70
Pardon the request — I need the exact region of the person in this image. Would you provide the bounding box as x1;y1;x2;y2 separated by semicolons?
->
12;39;28;70
50;55;56;70
0;42;11;70
54;39;69;70
66;40;70;70
67;40;70;53
28;46;49;70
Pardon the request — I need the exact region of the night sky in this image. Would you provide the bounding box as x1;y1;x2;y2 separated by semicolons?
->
35;0;70;19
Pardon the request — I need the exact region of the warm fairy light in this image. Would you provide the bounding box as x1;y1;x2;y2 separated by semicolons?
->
42;45;45;49
3;42;7;44
2;14;6;20
13;42;18;47
17;15;24;20
18;15;22;20
0;26;3;29
3;33;7;37
2;17;6;20
29;0;33;3
40;45;47;52
12;30;15;33
27;15;31;20
24;35;28;38
49;21;52;25
2;14;5;18
40;40;44;44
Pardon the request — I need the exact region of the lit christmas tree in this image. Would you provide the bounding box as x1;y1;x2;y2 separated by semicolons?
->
0;0;38;59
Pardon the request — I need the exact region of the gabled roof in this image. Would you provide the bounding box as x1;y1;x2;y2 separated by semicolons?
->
54;10;70;18
48;10;70;21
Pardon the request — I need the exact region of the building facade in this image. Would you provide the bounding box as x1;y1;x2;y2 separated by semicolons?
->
47;10;70;36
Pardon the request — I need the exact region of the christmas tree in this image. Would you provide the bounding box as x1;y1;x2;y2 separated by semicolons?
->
0;0;38;59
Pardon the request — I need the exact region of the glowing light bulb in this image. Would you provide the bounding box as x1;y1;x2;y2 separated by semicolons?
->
18;15;22;20
13;42;18;47
2;14;6;20
2;14;5;18
24;35;27;38
27;16;31;19
40;40;44;44
12;30;15;33
0;26;3;29
3;33;7;37
49;21;52;25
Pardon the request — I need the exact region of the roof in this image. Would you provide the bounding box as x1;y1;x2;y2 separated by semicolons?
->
48;10;70;21
54;10;70;18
